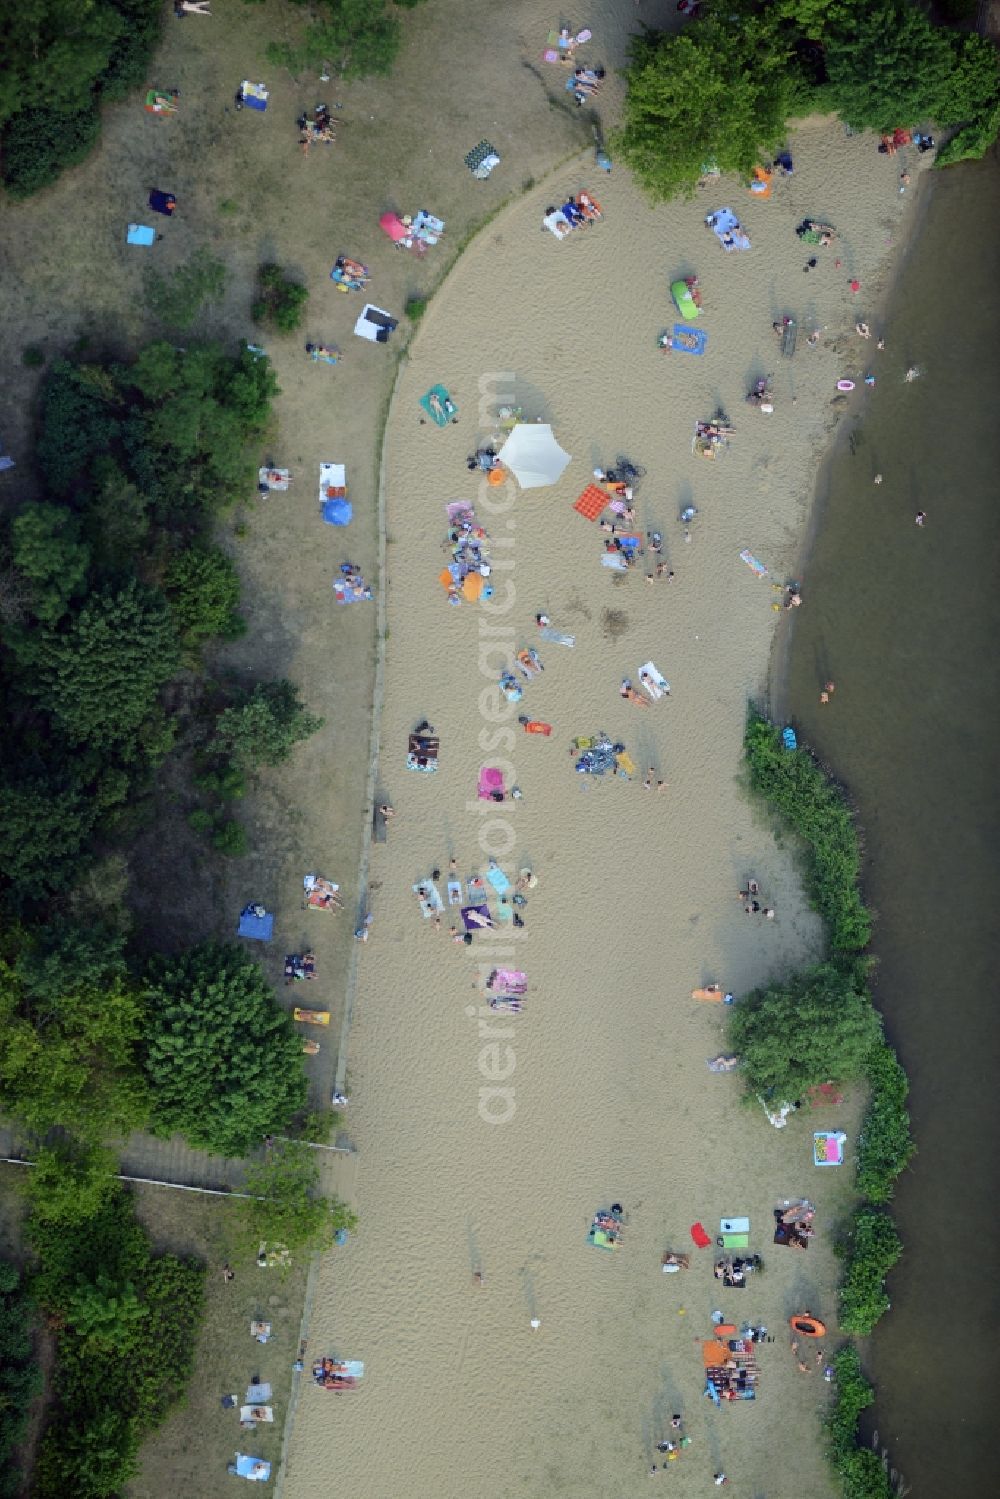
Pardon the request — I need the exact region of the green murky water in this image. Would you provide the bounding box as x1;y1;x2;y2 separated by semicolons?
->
784;150;1000;1493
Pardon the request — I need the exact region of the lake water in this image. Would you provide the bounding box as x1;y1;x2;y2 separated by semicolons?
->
783;149;1000;1494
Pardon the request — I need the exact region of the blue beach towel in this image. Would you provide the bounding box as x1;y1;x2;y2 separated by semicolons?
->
486;864;510;895
672;323;708;355
419;384;457;427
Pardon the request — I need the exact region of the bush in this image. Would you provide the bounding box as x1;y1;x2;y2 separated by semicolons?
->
826;1346;895;1499
187;808;214;836
728;963;882;1102
252;264;309;333
22;345;45;367
405;294;428;322
163;544;243;643
211;679;324;769
20;1143;119;1230
194;763;247;801
856;1043;915;1202
212;818;248;857
744;711;872;953
145;251;228;330
266;0;403;80
242;1141;358;1253
837;1208;902;1336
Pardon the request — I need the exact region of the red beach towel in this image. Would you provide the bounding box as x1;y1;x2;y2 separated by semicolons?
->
690;1222;712;1248
573;483;608;521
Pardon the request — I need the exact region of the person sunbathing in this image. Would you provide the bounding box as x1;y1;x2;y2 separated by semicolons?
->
561;199;587;227
620;680;649;707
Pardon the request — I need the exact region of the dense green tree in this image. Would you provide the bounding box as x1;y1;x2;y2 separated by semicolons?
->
164;544;244;643
824;0;953;130
0;1;161;197
211;679;324;769
82;462;151;578
13;580;179;748
935;32;1000;129
11;502;92;622
143;943;306;1157
728;962;883;1101
615;13;793;201
35;362;122;497
0;774;99;897
0;955;148;1141
63;1274;147;1352
0;1260;41;1498
242;1141;358;1252
20;1143;120;1229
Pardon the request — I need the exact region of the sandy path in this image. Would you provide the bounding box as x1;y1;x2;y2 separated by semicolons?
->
282;124;926;1498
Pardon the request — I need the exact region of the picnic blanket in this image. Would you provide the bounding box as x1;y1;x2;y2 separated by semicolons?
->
814;1130;847;1166
234;1454;271;1481
303;875;340;911
334;577;372;602
412;210;445;244
237;905;273;941
574;483;608;521
239;1406;274;1423
419;384;457;426
144;90;178;115
239;81;269;111
354;304;398;343
465;140;500;178
413;881;444;916
319;463;346;500
707;208;751;251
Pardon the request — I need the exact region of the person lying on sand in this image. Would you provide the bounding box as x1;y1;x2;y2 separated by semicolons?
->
620;679;649;706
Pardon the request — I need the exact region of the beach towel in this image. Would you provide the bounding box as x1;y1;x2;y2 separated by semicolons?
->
719;1232;750;1250
781;319;798;357
461;904;493;931
721;1216;750;1234
749;166;772;198
671;279;701;320
447;880;462;906
478;766;506;800
465;140;500;178
543;209;574;239
259;466;291;491
707;207;751;251
419;384;457;427
495;898;513;923
739;549;768;577
601;552;629;571
540;626;575;647
574;483;608;521
692;987;727;1002
489;968;527;993
615;532;643;554
691;1222;712;1249
615;750;636;777
466;875;487;902
486;864;510;895
412;210;444;245
638;662;670;700
671;323;708;355
413;880;444;916
521;719;553;735
126;223;156;246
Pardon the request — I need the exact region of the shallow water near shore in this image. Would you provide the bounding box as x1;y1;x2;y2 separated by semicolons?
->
784;150;1000;1493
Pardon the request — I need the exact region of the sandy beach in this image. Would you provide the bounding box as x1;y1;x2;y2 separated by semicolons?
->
282;123;928;1498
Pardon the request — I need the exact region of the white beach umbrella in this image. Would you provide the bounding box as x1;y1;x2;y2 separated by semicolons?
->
497;423;571;489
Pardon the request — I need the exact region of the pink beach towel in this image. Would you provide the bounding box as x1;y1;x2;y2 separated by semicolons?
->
478;767;506;801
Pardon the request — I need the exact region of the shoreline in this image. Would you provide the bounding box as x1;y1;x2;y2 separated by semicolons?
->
283;119;934;1499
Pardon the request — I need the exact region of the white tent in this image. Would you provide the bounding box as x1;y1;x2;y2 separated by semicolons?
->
497;423;571;490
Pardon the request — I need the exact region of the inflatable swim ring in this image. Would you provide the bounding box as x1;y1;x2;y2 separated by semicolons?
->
836;379;855;392
487;466;507;486
789;1313;826;1338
